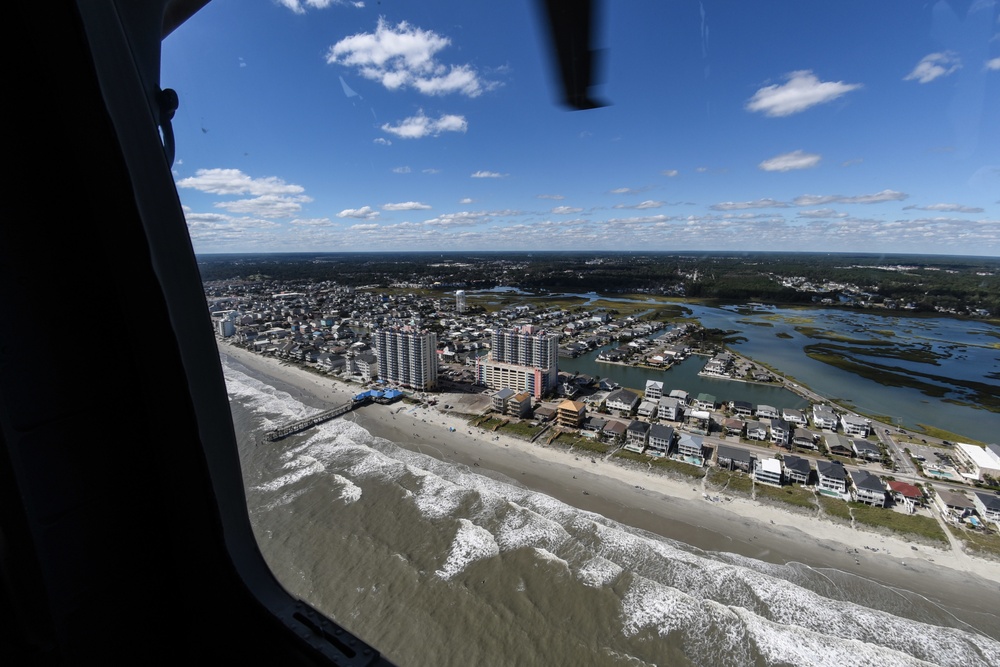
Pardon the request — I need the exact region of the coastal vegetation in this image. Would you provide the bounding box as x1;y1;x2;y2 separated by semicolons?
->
613;450;706;479
949;526;1000;560
804;344;1000;413
754;483;818;511
847;504;948;544
818;495;853;522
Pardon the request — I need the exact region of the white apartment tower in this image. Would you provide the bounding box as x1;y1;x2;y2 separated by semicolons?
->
476;325;558;398
374;326;438;391
455;290;466;313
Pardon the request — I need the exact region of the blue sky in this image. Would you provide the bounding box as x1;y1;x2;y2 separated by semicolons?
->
163;0;999;256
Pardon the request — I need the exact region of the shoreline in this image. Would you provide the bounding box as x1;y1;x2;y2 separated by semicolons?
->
219;342;1000;638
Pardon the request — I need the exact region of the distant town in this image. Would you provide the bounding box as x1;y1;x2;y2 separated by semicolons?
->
204;251;1000;557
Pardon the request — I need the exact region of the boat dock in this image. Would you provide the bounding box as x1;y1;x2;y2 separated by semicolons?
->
263;388;404;442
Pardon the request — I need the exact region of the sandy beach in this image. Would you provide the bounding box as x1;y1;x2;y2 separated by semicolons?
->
220;343;1000;632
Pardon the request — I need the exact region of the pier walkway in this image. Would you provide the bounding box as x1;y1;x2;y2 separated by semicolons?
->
264;387;403;442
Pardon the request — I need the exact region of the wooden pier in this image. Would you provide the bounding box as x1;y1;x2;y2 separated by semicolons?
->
263;388;404;443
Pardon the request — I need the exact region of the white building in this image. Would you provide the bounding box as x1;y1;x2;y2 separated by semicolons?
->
374;326;438;391
476;325;559;398
455;290;466;313
955;443;1000;481
754;458;783;487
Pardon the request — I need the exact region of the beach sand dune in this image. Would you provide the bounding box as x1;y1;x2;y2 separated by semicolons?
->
220;343;1000;631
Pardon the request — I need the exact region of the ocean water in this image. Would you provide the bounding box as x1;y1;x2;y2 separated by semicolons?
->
224;358;1000;667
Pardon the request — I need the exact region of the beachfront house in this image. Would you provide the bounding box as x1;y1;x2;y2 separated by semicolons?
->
753;458;783;487
849;469;887;507
782;455;812;485
647;424;675;457
492;387;515;413
812;405;838;430
816;460;848;495
886;481;924;512
936;489;975;517
508;391;533;418
625;420;650;453
973;492;1000;527
676;433;704;463
556;399;586;428
841;414;871;438
601;420;627;444
717;444;754;472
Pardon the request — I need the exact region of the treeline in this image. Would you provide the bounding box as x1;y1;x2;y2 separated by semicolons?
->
196;251;1000;316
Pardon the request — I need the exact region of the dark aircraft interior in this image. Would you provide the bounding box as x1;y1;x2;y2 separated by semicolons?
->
0;2;601;664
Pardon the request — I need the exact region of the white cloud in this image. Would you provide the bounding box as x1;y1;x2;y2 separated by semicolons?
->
381;111;467;139
537;194;565;200
471;170;506;178
349;223;381;231
609;187;640;195
337;206;380;219
841;158;864;167
746;70;862;117
392;166;412;173
373;137;391;146
614;200;665;210
661;169;679;177
551;206;583;214
278;1;363;14
758;150;821;172
422;168;441;174
327;18;489;97
903;203;984;213
986;57;1000;71
289;218;333;226
796;209;847;219
793;190;908;206
176;168;305;196
710;199;787;211
459;197;474;204
695;167;709;173
383;201;432;211
214;194;312;218
422;211;489;227
904;52;961;83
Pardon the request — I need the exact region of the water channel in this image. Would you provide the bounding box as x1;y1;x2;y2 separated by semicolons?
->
553;297;999;443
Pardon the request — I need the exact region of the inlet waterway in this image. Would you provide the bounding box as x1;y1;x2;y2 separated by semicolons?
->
559;348;808;411
556;299;998;443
